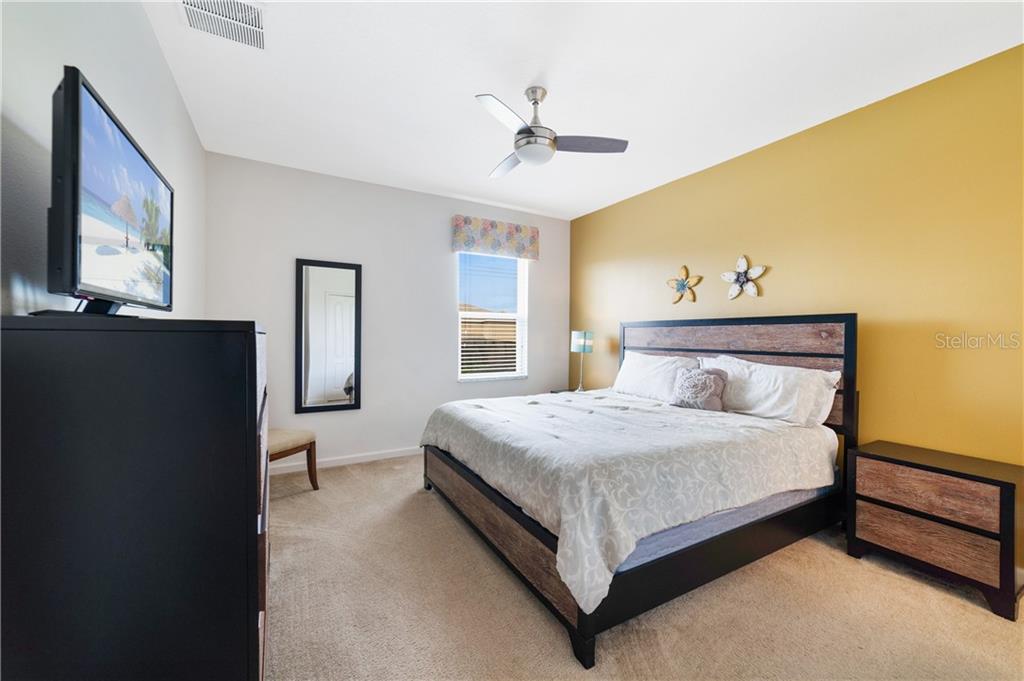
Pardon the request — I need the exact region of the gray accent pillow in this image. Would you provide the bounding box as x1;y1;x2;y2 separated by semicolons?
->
672;368;727;411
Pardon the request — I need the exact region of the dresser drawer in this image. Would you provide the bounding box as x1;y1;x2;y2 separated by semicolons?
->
856;500;1000;587
856;457;1001;533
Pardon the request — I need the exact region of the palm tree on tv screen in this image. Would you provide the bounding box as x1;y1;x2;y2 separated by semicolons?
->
110;194;139;252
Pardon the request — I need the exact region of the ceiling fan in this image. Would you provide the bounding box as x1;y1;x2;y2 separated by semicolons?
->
475;86;628;178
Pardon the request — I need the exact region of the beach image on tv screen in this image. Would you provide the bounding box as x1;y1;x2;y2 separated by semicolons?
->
78;84;171;307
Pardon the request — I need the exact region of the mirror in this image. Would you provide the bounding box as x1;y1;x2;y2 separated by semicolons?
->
295;259;361;413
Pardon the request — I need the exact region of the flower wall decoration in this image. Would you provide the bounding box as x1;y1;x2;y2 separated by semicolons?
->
721;255;767;299
667;265;702;303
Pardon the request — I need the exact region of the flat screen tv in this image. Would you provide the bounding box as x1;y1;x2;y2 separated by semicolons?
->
48;66;173;314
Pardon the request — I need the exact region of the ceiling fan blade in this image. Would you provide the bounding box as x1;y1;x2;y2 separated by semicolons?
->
475;94;531;134
555;136;629;153
489;152;521;178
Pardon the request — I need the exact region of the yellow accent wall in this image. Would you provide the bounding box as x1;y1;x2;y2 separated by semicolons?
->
570;46;1023;466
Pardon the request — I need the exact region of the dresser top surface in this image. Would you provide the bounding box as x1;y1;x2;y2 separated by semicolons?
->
856;440;1023;487
3;315;264;335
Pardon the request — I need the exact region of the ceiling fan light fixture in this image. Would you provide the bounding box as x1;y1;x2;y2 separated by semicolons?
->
514;125;556;165
514;137;556;165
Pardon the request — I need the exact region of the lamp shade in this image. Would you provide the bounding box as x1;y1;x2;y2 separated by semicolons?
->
570;330;593;353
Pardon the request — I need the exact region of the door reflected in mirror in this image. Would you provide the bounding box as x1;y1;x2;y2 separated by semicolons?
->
296;259;361;413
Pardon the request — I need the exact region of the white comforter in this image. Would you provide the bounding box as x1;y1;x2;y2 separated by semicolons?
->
420;389;837;614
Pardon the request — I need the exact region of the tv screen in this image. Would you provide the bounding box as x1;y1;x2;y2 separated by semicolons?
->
49;66;173;312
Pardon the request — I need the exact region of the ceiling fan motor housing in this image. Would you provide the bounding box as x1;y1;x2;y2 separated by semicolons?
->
515;126;556;165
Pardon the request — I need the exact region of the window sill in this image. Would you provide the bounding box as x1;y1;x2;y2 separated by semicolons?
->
457;373;528;383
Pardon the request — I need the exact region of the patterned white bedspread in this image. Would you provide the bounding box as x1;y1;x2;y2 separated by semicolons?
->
420;389;837;614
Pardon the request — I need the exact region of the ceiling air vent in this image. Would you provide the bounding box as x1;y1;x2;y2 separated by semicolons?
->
182;0;264;49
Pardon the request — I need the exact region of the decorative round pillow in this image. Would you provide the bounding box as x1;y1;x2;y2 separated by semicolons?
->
672;368;727;411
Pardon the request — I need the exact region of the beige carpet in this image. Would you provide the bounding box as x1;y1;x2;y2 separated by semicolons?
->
266;455;1023;681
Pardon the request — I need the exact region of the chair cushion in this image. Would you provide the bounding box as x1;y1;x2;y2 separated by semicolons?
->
269;428;316;454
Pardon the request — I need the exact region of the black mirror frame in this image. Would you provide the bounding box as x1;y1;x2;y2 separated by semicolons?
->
295;258;362;413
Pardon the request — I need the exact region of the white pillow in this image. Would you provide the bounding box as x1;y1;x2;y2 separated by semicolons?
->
612;351;699;403
699;355;840;426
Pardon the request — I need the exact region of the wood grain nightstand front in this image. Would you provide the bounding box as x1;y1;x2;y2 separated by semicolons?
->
847;441;1022;620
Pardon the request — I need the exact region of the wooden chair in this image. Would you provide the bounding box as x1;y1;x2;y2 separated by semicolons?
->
269;429;319;490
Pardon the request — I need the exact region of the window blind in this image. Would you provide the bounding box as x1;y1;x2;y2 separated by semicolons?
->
459;317;520;375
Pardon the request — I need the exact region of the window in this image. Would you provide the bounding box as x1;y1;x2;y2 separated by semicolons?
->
457;252;528;380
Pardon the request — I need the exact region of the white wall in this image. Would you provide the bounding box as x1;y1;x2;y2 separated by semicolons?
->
205;153;570;470
1;2;206;316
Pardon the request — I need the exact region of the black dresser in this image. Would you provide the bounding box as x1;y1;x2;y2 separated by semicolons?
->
1;316;269;681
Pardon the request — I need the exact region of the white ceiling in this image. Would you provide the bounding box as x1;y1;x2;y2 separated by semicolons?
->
144;2;1022;220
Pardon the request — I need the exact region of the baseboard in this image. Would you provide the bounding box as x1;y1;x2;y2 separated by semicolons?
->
268;445;420;475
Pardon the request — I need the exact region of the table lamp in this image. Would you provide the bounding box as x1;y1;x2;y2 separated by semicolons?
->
570;330;593;392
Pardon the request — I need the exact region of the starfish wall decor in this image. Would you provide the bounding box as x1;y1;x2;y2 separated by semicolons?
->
667;266;703;303
721;255;768;300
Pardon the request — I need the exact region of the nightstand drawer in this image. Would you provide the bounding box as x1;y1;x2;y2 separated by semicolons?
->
856;457;1001;533
856;500;1000;587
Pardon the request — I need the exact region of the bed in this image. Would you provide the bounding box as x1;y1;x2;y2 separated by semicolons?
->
421;313;858;668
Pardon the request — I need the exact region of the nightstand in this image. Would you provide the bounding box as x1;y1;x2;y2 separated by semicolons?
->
847;441;1023;620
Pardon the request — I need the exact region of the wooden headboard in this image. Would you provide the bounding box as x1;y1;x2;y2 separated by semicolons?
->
620;313;858;447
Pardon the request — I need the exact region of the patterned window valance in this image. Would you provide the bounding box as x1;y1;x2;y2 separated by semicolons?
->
451;214;539;261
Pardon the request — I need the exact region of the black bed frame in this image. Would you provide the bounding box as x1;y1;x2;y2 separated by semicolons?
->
424;313;858;668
